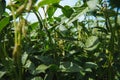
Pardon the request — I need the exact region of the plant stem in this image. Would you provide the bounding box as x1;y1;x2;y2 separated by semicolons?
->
10;1;23;80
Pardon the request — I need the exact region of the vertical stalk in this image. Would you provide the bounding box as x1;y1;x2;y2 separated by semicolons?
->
107;7;120;80
103;7;114;80
77;21;81;41
10;1;23;80
10;0;17;46
43;7;52;44
10;1;18;80
33;11;43;30
115;8;120;51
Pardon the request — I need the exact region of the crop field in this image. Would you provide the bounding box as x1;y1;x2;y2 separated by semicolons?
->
0;0;120;80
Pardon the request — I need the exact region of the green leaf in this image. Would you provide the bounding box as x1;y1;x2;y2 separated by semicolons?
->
0;71;6;79
49;64;59;71
47;5;57;18
59;37;78;41
85;62;98;69
117;16;120;25
67;4;88;24
85;68;92;72
21;52;28;65
44;72;54;80
59;62;83;72
87;0;99;11
35;64;49;73
94;27;108;34
38;0;60;7
1;58;14;72
24;60;35;70
31;77;43;80
34;55;54;65
0;17;10;33
85;36;100;51
30;22;39;30
62;5;74;18
24;60;36;75
24;60;32;68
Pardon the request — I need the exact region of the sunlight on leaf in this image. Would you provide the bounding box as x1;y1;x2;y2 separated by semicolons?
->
38;0;60;7
85;62;98;69
36;64;49;73
31;77;43;80
117;16;120;25
87;0;99;11
67;5;88;24
85;36;100;51
22;52;28;65
0;71;6;79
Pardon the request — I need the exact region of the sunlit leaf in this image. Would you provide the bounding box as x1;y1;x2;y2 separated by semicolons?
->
0;71;6;79
117;16;120;25
85;68;92;72
67;4;88;24
36;64;49;73
87;0;99;11
31;77;43;80
38;0;60;7
94;27;108;34
85;36;100;51
22;52;28;65
24;60;35;70
85;62;98;69
30;22;39;30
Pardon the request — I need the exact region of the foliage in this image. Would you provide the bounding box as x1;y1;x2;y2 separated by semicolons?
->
0;0;120;80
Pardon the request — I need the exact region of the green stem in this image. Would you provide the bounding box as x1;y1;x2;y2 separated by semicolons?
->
10;1;19;80
33;11;43;30
103;8;114;80
10;0;17;46
10;1;23;80
43;7;52;44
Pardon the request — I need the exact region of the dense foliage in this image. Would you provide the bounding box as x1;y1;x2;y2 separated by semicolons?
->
0;0;120;80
